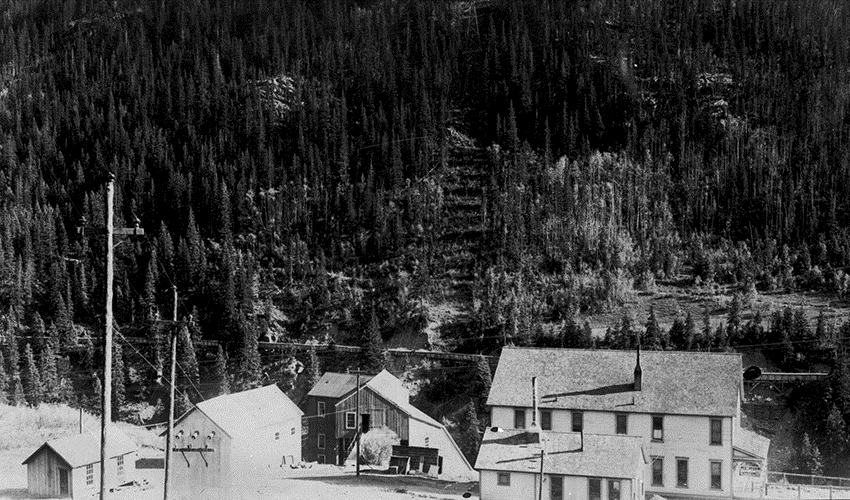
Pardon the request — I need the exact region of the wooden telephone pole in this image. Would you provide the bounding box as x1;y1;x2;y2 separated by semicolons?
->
351;369;370;477
79;173;144;500
163;286;178;500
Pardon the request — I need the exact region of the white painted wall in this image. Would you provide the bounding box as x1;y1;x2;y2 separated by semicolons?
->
491;406;733;498
408;419;475;479
479;469;633;500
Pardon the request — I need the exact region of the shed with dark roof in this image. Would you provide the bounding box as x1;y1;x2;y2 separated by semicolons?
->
22;427;137;499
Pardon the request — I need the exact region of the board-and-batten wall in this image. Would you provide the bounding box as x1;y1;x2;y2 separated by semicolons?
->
335;388;409;441
26;449;66;498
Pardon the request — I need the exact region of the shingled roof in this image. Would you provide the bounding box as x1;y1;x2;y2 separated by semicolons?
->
475;428;645;478
23;426;137;468
178;384;303;437
308;372;375;398
488;348;742;416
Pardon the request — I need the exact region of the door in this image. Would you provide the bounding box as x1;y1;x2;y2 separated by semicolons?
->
58;468;69;497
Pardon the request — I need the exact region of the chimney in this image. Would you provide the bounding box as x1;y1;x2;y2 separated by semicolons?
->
531;376;539;429
634;345;643;391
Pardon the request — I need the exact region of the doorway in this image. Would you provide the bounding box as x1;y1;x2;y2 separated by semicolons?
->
58;468;69;497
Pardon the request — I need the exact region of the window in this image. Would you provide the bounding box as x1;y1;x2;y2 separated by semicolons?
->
541;410;552;431
677;458;689;488
425;437;430;447
345;412;357;430
117;455;124;479
710;418;722;445
589;478;602;500
514;408;526;429
318;433;326;450
86;463;94;485
291;427;296;435
317;401;326;416
275;432;280;441
572;411;584;432
497;472;511;486
710;461;722;490
616;414;627;434
551;476;564;500
608;480;621;500
318;454;326;464
651;457;663;486
652;415;664;441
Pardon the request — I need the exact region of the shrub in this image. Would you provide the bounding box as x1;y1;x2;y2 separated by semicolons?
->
360;427;399;466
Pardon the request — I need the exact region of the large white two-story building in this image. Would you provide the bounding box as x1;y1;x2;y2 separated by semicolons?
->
477;347;770;500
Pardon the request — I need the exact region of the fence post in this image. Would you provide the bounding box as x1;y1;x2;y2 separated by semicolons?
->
829;485;833;500
797;484;800;500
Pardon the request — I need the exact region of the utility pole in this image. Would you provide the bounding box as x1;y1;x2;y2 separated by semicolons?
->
100;173;114;500
78;172;144;500
163;286;178;500
351;369;370;478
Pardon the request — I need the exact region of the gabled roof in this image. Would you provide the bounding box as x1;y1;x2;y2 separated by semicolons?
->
475;429;645;478
23;427;137;468
734;428;770;460
178;385;303;437
488;348;742;416
308;372;375;398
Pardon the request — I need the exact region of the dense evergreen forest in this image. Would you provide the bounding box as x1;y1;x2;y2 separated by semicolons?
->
4;0;850;474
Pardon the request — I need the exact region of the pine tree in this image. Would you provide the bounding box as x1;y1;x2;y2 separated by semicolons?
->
668;316;686;350
176;391;193;417
213;345;230;396
0;351;7;405
360;308;385;372
727;293;742;345
89;374;102;415
473;355;492;416
797;433;824;475
236;321;262;390
39;343;59;403
113;342;126;419
176;325;200;399
454;400;482;463
23;343;43;407
644;306;662;350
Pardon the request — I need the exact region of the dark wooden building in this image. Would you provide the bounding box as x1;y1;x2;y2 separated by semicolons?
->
303;370;474;477
22;427;137;499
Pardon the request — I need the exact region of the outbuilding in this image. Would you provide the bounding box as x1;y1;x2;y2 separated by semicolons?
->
22;427;137;499
167;384;303;500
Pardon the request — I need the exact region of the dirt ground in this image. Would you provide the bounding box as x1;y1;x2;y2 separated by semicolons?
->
0;446;478;500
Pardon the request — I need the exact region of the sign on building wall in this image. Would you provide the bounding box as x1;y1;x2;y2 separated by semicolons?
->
738;462;761;477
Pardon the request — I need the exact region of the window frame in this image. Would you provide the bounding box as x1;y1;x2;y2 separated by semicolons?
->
710;418;722;446
317;401;326;417
317;433;326;450
550;475;564;500
117;455;124;478
275;432;280;441
497;472;511;486
615;413;627;435
345;412;357;430
514;408;526;429
651;415;664;442
86;463;94;486
710;461;722;490
541;410;552;431
676;457;689;488
651;456;664;487
608;480;621;500
318;454;326;464
572;411;584;433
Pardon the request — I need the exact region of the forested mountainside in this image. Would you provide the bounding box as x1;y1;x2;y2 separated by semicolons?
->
4;0;850;474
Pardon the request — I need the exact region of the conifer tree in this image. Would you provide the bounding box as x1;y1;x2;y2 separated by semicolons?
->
454;400;482;463
727;293;742;344
176;391;193;417
23;343;43;407
0;351;7;405
668;316;686;350
683;312;696;350
644;306;662;350
797;433;823;475
236;321;262;390
113;342;126;418
213;345;230;396
89;374;102;415
5;331;24;404
473;355;492;415
360;308;385;372
39;342;59;403
176;325;200;398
